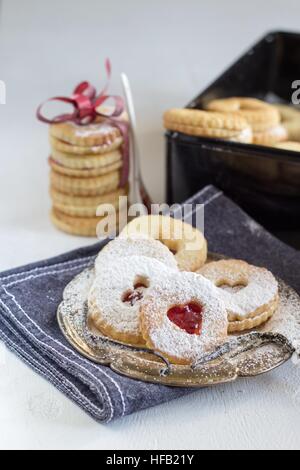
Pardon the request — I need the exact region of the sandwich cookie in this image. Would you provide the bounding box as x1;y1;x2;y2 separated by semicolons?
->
88;256;176;345
163;108;252;143
198;259;279;333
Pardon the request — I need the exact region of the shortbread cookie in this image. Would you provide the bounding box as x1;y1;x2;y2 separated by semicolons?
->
50;135;123;155
50;169;120;196
207;97;280;131
50;121;122;147
198;259;279;332
140;270;228;364
163;108;252;143
52;203;112;218
275;104;300;141
51;208;120;237
50;185;128;207
121;215;207;272
52;194;128;217
275;141;300;152
49;157;122;178
51;185;128;217
88;256;176;345
95;235;178;274
51;148;122;170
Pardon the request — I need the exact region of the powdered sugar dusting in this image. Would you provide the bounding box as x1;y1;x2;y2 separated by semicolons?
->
63;264;95;304
260;282;300;353
90;136;123;152
59;267;135;355
243;219;263;236
95;235;178;274
60;266;95;337
142;271;228;363
89;256;176;338
235;343;286;376
254;124;287;140
228;126;252;142
200;260;278;320
235;281;300;373
70;122;116;138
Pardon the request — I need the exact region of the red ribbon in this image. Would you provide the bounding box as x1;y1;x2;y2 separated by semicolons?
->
37;59;129;187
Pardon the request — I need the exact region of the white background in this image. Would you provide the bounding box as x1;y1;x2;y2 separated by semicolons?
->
1;0;300;450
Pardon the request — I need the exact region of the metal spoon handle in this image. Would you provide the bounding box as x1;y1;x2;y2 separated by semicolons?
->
121;73;151;212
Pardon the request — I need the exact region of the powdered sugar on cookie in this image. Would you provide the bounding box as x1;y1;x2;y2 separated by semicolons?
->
95;235;178;274
89;255;177;345
199;260;278;322
71;122;118;138
141;271;228;364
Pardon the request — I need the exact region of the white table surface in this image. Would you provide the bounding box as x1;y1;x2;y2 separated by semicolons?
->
1;0;300;450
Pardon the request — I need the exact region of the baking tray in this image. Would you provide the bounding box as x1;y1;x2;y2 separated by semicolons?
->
166;31;300;231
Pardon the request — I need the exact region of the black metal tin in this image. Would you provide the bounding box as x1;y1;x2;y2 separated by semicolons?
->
166;31;300;231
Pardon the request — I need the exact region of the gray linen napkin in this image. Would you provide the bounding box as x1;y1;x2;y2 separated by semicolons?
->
0;185;299;422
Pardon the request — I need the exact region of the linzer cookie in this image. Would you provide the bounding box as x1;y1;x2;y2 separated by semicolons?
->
198;259;279;333
140;270;228;364
163;108;252;143
95;235;178;274
88;256;177;345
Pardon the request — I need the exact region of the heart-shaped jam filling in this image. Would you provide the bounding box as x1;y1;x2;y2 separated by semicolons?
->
122;282;148;306
167;302;203;335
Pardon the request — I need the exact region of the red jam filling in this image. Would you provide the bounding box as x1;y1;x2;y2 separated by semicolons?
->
167;302;203;335
122;282;147;306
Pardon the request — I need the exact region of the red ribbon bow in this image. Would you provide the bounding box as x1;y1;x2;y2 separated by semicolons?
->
37;59;129;187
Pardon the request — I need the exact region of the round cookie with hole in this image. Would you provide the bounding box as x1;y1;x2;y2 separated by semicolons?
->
198;259;279;332
88;255;177;345
120;215;207;272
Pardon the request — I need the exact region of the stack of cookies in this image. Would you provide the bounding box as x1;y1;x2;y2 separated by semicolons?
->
49;119;129;237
